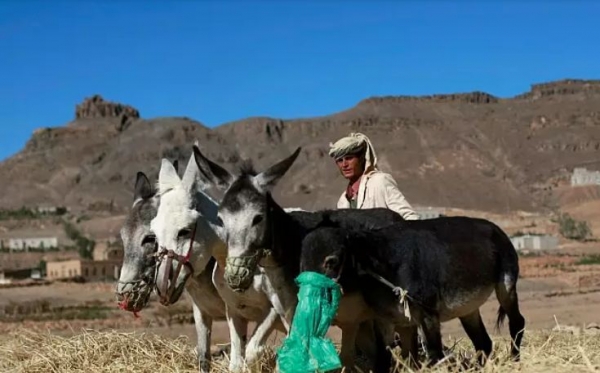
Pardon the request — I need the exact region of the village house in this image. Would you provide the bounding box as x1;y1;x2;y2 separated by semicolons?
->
8;237;58;251
0;226;72;252
510;233;559;251
0;251;80;281
46;259;121;281
414;206;445;220
571;167;600;186
93;240;123;261
46;240;124;282
35;205;69;215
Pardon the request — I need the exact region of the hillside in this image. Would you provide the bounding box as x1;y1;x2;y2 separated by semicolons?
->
1;79;600;215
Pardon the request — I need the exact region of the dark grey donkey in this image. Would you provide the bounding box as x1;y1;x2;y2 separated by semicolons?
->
114;164;228;373
300;213;526;368
191;145;418;372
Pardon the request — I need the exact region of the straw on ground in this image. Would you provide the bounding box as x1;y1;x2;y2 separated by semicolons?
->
0;328;598;373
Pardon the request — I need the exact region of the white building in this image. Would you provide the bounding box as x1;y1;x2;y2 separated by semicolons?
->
510;234;559;251
8;237;58;251
36;206;58;214
0;272;11;285
30;269;42;280
571;167;600;186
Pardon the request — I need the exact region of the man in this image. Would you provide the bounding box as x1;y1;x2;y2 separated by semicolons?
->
329;132;420;220
329;132;425;364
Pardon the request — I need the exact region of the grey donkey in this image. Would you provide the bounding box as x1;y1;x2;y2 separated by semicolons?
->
115;162;228;372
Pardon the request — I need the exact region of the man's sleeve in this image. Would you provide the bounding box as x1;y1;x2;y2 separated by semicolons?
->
381;174;420;220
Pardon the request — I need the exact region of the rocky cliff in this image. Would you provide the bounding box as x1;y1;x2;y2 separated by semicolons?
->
75;95;140;120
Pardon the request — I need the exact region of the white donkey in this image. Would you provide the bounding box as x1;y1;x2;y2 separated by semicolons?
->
150;150;299;371
115;161;228;372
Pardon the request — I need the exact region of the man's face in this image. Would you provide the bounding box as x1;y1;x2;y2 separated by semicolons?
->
335;154;363;181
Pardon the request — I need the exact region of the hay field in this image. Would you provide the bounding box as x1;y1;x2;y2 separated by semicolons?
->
0;328;598;373
1;258;599;373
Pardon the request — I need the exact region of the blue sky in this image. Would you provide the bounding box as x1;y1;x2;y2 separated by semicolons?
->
1;1;599;161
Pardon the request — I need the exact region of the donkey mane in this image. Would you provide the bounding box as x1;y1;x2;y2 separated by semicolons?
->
316;210;401;233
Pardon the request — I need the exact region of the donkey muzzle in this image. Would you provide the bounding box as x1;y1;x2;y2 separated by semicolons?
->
224;254;262;292
115;280;153;312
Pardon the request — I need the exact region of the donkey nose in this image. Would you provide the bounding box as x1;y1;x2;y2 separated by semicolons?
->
116;282;139;300
115;282;131;295
156;246;169;258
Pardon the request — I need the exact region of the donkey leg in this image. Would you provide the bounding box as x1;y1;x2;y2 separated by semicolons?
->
495;280;526;361
226;308;249;372
355;320;377;365
372;320;394;373
263;267;296;333
245;307;280;365
339;322;360;372
192;303;213;373
419;313;445;366
396;325;420;368
459;310;493;366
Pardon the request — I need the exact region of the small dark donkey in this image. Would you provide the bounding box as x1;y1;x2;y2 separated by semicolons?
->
300;213;526;367
191;145;414;372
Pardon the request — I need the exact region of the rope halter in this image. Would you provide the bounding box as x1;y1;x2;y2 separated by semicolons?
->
154;222;197;305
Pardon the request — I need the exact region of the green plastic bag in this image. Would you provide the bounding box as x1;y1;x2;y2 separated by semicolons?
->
277;271;342;373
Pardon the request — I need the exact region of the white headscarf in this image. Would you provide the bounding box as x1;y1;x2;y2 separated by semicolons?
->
328;132;378;172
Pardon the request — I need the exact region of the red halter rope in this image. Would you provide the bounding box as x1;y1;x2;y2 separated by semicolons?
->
155;222;197;305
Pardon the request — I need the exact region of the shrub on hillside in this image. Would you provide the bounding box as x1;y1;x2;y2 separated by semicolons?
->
62;221;95;259
556;213;592;241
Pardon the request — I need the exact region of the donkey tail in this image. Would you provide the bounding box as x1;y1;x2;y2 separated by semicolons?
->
496;305;507;332
491;223;519;335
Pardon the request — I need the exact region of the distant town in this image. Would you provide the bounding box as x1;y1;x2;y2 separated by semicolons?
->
2;196;580;285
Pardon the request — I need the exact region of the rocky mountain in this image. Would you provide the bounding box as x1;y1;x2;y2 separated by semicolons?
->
1;80;600;215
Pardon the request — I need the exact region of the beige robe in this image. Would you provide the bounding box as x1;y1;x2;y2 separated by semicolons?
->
336;170;420;220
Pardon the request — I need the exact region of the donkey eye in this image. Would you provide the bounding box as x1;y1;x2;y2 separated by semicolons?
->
178;228;192;238
216;216;223;226
141;235;156;246
252;214;264;226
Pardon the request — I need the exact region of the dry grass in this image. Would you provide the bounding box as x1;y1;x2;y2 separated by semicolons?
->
0;328;598;373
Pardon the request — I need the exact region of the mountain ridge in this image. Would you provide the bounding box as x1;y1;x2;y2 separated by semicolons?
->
2;78;600;215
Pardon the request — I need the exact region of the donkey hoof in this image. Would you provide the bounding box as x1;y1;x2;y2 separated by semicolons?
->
228;360;245;373
198;359;211;373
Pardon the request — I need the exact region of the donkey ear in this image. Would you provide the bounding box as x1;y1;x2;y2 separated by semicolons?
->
133;172;154;201
192;143;234;190
158;158;180;193
181;152;201;192
254;147;301;191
